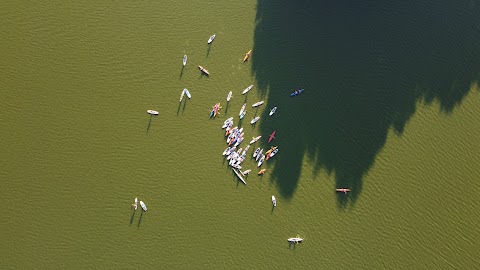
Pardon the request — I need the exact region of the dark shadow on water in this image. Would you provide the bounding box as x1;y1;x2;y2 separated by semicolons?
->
130;210;136;225
179;65;184;79
177;101;182;116
206;45;212;58
225;102;230;114
146;115;152;133
182;98;188;115
137;211;144;227
253;0;480;207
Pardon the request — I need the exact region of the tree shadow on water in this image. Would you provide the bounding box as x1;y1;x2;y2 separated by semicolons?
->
253;0;480;207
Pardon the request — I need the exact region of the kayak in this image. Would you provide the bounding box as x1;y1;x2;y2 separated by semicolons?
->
269;106;277;116
208;34;216;44
290;88;304;97
184;88;191;99
243;49;252;62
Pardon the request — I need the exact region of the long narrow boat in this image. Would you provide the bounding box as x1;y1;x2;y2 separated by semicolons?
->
266;148;278;160
139;201;147;212
272;195;276;207
183;55;187;66
265;146;278;156
258;168;266;175
256;149;263;161
253;148;261;158
184;88;191;99
287;237;303;244
242;85;254;95
252;101;264;108
250;135;262;144
212;103;221;118
147;110;159;115
207;34;216;44
239;110;246;119
227;91;232;102
232;168;246;185
250;116;260;124
336;188;351;194
198;65;210;76
268;131;276;143
269;106;277;116
243;49;252;62
290;88;304;97
257;155;265;167
179;88;186;102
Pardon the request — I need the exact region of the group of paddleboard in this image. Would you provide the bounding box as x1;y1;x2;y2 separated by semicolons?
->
131;197;147;212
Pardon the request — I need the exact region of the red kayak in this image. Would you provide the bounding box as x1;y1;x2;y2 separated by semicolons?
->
268;131;276;143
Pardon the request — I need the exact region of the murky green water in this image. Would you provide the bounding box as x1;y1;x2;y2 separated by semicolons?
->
1;0;480;269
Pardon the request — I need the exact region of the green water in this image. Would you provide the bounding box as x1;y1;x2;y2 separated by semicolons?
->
1;0;480;269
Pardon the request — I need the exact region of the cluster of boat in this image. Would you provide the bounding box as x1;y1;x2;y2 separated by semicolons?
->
132;197;147;212
179;88;191;103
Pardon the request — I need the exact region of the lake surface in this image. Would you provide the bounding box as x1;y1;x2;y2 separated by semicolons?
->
1;0;480;269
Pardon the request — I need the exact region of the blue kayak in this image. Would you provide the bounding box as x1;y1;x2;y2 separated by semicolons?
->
290;88;304;97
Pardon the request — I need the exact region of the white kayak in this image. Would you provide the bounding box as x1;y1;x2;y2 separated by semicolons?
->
256;149;263;161
179;89;186;102
147;110;159;115
252;101;264;108
239;110;246;119
184;88;191;99
269;106;277;116
139;201;147;211
257;154;265;167
183;55;187;66
253;148;261;158
272;195;276;207
250;136;262;144
133;197;138;210
250;116;260;124
239;103;246;116
242;84;254;95
242;169;251;175
208;34;216;44
227;91;232;102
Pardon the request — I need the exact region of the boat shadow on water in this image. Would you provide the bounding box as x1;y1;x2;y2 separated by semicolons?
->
146;115;153;133
253;0;480;208
130;210;136;225
179;65;185;79
137;211;144;228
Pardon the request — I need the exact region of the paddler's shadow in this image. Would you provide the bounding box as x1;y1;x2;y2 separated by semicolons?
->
146;115;152;133
130;210;136;225
225;102;230;114
177;102;182;116
271;205;275;214
137;211;144;228
288;242;297;250
179;65;184;79
182;99;188;114
206;45;211;58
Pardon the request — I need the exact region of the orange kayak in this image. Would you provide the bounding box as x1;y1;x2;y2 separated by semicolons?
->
258;169;266;175
243;49;252;62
